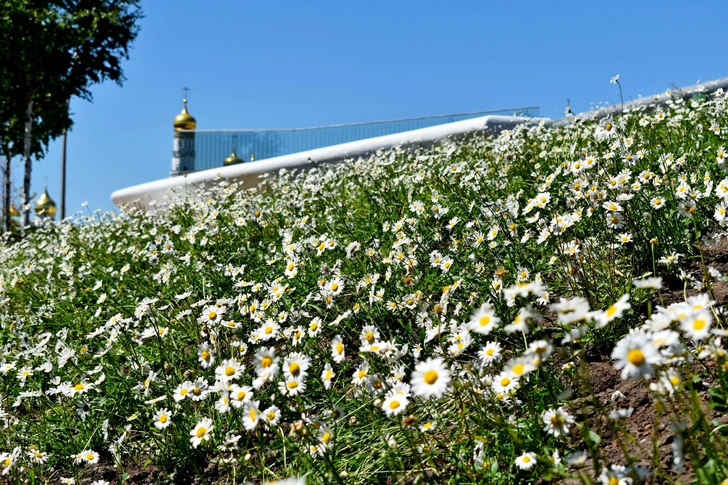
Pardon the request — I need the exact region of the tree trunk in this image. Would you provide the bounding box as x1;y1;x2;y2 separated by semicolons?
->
23;101;33;228
2;143;10;233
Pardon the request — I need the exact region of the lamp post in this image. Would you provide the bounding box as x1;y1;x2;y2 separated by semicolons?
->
60;98;69;220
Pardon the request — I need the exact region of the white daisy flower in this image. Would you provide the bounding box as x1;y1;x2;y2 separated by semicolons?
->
321;363;335;390
410;357;451;399
230;384;253;408
679;309;712;341
633;277;662;290
381;393;409;417
468;303;500;335
477;341;502;365
153;408;172;430
215;358;244;382
197;342;215;369
263;405;281;427
492;373;519;394
514;452;537;470
80;449;100;464
541;407;574;437
283;352;311;380
611;329;661;379
242;400;261;431
190;418;213;448
594;294;630;328
331;335;345;363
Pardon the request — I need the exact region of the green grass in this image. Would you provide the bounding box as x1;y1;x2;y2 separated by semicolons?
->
2;85;728;484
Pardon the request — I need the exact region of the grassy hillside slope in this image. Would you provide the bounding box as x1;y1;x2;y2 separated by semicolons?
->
2;87;728;484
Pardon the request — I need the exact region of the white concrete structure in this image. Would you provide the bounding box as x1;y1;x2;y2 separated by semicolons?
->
171;131;196;176
112;77;728;212
550;76;728;127
111;115;541;211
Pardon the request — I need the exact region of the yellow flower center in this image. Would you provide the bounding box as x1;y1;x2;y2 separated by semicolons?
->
512;364;525;376
196;426;207;438
606;305;618;317
261;357;273;368
74;383;85;391
180;388;188;396
336;342;344;354
265;326;273;334
331;283;339;291
208;311;217;320
486;349;495;356
193;387;201;395
287;381;298;389
289;362;301;376
365;332;374;343
424;370;438;385
479;315;491;326
159;414;168;423
322;432;331;444
267;411;276;421
201;350;210;361
627;349;645;366
670;375;680;386
693;319;707;330
389;400;400;410
500;377;511;386
225;366;236;377
249;409;257;421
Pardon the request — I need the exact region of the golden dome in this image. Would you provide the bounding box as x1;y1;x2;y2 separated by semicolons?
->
173;98;197;131
9;205;19;217
224;150;244;166
35;185;57;218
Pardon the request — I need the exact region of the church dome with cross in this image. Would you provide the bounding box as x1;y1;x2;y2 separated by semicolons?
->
170;88;197;176
173;92;196;131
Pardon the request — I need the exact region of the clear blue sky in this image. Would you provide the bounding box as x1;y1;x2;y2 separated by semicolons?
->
21;1;728;216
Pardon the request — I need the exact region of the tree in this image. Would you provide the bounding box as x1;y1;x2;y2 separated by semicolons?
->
0;0;143;226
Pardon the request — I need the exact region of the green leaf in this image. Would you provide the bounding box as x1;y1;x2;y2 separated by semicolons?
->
588;430;602;444
708;387;724;399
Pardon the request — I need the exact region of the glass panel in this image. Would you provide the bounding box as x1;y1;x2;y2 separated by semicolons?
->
185;107;539;172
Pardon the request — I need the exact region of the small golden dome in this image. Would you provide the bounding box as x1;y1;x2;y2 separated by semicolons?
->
224;150;244;166
35;185;57;218
9;205;19;217
173;98;197;131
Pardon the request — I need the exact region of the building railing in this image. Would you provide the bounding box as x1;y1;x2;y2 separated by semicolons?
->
181;106;539;172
